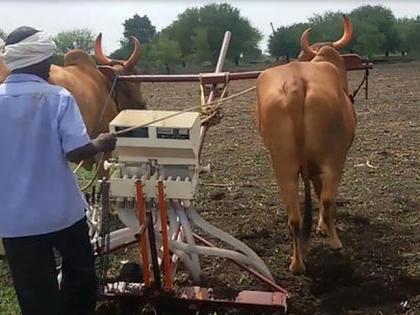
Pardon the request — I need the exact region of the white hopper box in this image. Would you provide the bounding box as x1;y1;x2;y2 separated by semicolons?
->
107;110;201;202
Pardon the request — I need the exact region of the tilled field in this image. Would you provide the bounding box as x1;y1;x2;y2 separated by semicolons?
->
139;61;419;315
2;61;418;315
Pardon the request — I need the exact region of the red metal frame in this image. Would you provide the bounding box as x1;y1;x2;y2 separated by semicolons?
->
157;180;173;291
115;55;371;85
135;180;151;286
101;180;287;313
102;288;287;313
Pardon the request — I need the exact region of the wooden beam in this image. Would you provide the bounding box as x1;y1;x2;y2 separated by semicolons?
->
117;70;261;84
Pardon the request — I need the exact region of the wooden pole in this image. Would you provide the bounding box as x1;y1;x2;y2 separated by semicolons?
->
198;31;231;160
116;71;261;83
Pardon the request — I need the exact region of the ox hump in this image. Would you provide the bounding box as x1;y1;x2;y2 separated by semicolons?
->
64;49;96;68
312;46;342;65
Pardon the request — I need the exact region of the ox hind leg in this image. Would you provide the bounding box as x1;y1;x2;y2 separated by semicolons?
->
316;170;343;249
273;160;307;274
311;174;328;237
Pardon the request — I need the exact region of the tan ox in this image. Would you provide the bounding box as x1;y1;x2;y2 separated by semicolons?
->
255;16;356;274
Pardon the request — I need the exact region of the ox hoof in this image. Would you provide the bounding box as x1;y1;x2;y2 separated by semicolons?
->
328;238;343;250
289;260;306;275
316;219;330;237
316;224;329;238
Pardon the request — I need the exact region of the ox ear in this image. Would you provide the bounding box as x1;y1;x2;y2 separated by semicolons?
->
98;65;116;80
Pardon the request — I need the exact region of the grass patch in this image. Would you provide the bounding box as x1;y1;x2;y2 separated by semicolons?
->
0;259;19;315
0;287;19;315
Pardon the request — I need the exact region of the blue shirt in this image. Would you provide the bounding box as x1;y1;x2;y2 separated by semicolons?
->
0;74;90;237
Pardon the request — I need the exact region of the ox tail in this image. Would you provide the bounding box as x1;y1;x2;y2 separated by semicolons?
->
284;79;312;240
301;165;312;240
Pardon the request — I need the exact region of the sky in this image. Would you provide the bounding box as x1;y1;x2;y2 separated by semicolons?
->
1;0;419;54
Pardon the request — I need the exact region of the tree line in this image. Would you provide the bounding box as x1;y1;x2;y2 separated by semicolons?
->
269;6;420;60
110;3;262;73
1;4;419;73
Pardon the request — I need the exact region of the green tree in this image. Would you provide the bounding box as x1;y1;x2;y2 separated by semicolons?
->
308;11;346;44
191;28;212;63
268;23;308;60
397;16;420;56
396;18;413;55
351;20;385;57
406;16;420;55
54;29;95;54
122;14;156;44
268;6;405;58
162;7;200;58
163;3;262;64
350;5;400;55
268;12;352;59
111;14;157;61
144;35;182;73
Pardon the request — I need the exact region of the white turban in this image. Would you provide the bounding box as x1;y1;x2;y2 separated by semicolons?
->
0;30;56;71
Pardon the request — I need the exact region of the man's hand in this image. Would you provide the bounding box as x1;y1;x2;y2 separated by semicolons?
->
66;133;117;163
92;133;117;153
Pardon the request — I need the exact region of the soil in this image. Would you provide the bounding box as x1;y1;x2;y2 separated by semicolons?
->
103;61;420;315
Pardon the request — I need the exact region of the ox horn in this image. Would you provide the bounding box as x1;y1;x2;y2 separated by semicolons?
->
300;28;317;60
332;15;353;49
123;36;141;69
94;33;113;65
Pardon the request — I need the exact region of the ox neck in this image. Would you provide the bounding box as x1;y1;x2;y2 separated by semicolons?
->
93;76;120;135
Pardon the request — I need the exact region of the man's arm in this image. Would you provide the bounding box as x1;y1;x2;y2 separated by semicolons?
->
58;95;116;163
66;133;116;163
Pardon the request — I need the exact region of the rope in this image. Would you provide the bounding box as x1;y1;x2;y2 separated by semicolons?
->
80;153;105;192
200;73;230;126
114;85;256;137
72;160;84;173
94;76;119;135
73;76;119;191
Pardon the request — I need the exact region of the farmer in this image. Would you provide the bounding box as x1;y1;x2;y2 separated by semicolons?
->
0;26;116;315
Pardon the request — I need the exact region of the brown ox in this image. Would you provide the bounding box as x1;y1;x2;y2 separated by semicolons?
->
49;33;146;169
255;16;356;274
0;34;146;170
